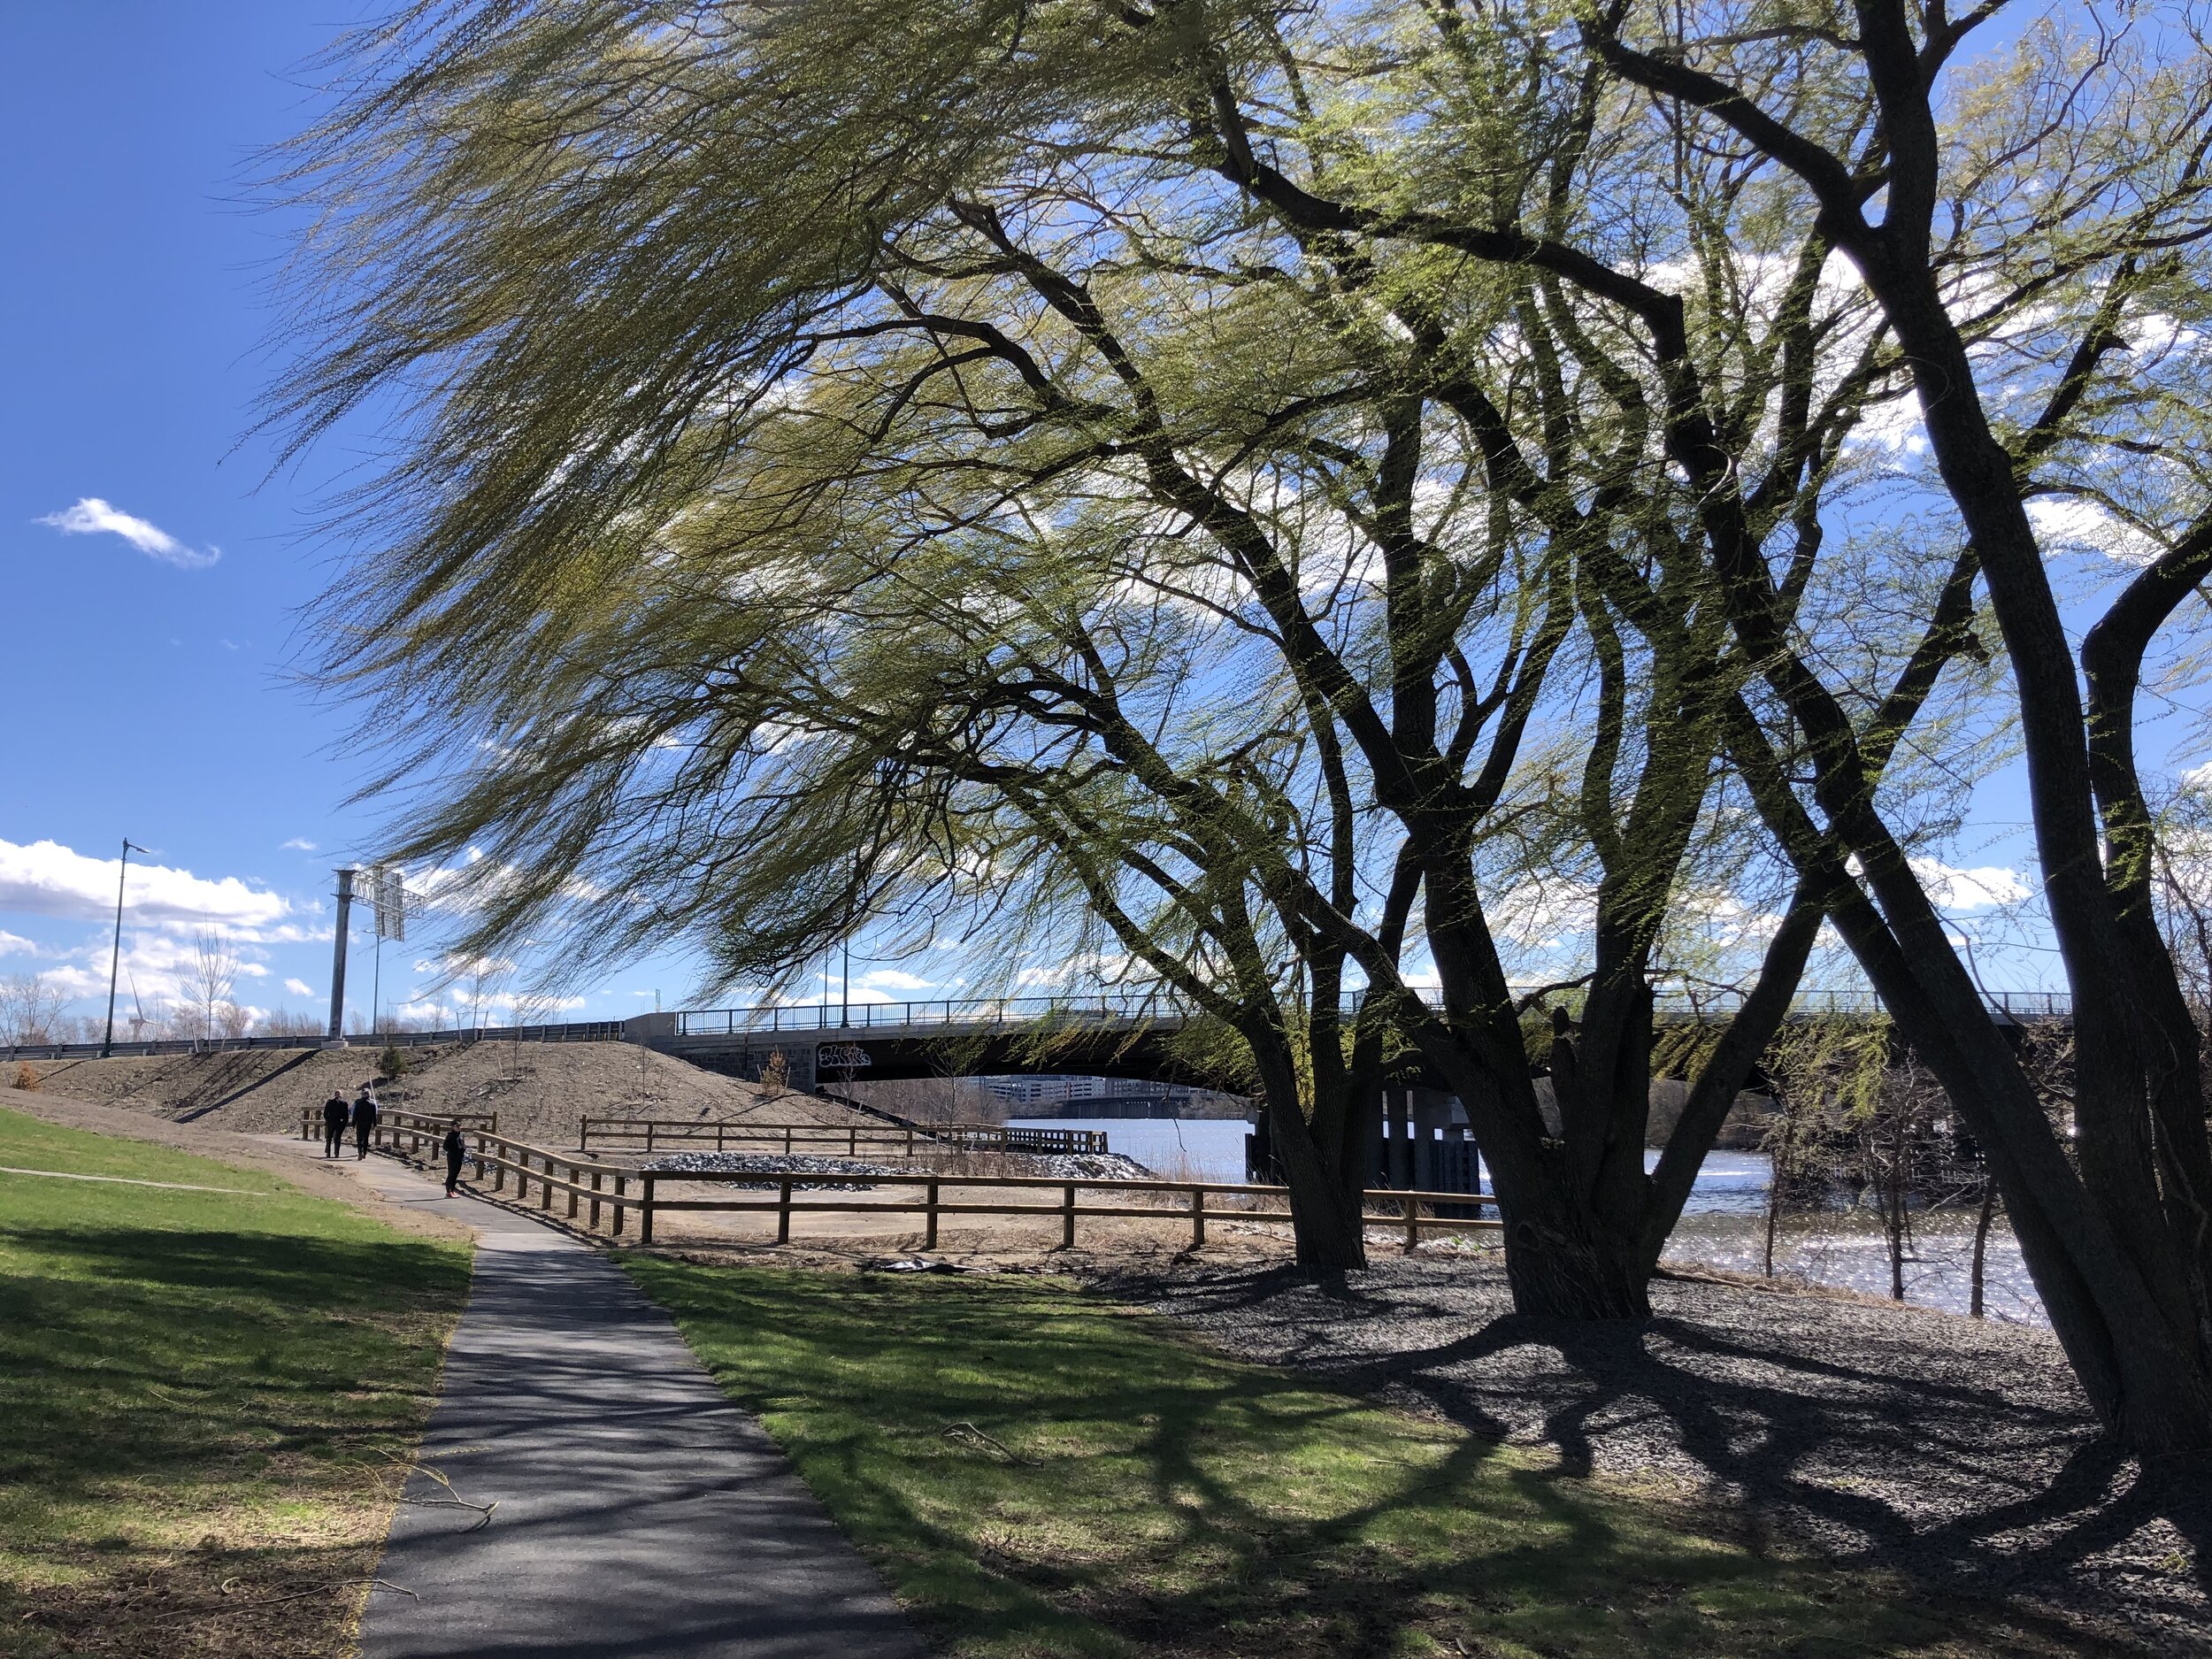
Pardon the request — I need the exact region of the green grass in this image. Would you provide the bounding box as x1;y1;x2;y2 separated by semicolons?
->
626;1259;2102;1659
0;1108;470;1657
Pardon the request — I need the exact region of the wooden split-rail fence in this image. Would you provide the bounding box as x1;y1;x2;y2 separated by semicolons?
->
301;1107;1499;1251
576;1115;1110;1157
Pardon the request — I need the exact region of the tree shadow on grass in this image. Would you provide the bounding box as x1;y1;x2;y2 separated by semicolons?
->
631;1263;2130;1658
0;1225;466;1500
1121;1263;2208;1650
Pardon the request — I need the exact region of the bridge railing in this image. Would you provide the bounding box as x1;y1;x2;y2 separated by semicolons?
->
579;1116;1110;1156
0;987;2082;1067
672;995;1185;1037
670;987;2078;1037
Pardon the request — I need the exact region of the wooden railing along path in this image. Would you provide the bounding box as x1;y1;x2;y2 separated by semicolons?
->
577;1116;1110;1157
641;1166;1498;1252
302;1108;1497;1252
305;1107;648;1235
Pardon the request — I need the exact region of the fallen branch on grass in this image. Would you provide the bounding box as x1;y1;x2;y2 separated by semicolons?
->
152;1578;418;1622
942;1421;1040;1465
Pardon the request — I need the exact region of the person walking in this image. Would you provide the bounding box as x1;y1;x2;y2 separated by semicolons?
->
442;1124;467;1195
351;1087;380;1160
321;1092;349;1159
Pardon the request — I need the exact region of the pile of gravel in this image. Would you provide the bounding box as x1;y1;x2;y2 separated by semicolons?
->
1026;1151;1152;1180
641;1148;1154;1185
642;1152;909;1188
1102;1255;2208;1654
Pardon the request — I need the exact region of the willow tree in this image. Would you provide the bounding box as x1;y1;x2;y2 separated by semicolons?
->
1155;0;2212;1447
273;0;1955;1297
1192;0;2212;1448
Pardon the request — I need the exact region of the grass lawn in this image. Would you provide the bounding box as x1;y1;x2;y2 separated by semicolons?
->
627;1259;2106;1659
0;1107;470;1657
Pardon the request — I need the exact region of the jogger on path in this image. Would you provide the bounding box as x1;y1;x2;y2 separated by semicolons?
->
442;1124;466;1195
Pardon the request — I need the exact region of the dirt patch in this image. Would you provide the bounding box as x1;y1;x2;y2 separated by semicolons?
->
13;1042;875;1147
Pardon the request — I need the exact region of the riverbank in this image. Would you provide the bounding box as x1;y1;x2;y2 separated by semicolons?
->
1102;1256;2208;1654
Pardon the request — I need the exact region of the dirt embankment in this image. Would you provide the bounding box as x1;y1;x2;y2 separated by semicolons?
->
7;1041;877;1148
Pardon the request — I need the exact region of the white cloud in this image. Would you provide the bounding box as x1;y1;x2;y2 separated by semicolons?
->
1909;856;2032;910
2024;497;2160;567
280;838;319;852
858;969;935;993
36;497;219;570
0;839;288;927
0;930;38;956
283;978;315;999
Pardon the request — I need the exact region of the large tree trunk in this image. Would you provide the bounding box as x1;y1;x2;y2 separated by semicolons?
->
1249;1045;1372;1271
1494;1169;1652;1318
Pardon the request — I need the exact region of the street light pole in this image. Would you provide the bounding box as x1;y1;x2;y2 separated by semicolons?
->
100;839;143;1058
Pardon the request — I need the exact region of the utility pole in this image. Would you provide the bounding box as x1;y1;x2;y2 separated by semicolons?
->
99;839;145;1058
326;868;357;1046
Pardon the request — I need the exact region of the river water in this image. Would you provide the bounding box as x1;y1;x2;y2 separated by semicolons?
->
1010;1119;2046;1325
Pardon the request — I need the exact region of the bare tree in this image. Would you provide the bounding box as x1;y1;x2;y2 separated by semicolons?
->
179;929;242;1041
0;974;72;1046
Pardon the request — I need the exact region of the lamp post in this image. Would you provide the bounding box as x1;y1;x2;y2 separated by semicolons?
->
100;840;145;1058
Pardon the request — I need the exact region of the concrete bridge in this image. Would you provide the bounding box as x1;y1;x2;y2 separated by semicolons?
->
630;987;2076;1094
3;988;2074;1087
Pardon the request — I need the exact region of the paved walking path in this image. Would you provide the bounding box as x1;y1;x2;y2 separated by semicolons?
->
320;1149;925;1659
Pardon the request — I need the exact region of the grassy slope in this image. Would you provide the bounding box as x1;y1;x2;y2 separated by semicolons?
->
0;1109;470;1657
628;1260;2105;1659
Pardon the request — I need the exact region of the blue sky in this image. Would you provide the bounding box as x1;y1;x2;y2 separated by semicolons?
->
0;5;2161;1041
0;3;702;1033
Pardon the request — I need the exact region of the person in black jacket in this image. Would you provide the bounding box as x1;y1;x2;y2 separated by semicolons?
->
442;1124;467;1195
350;1088;380;1160
321;1093;349;1159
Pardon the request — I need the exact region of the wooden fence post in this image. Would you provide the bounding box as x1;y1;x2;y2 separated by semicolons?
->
1190;1188;1206;1248
541;1153;555;1210
612;1174;626;1235
494;1145;505;1192
472;1133;486;1181
777;1177;793;1245
567;1164;580;1219
590;1168;603;1231
645;1122;656;1153
1062;1184;1076;1249
925;1179;940;1250
641;1174;656;1245
1402;1195;1418;1254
